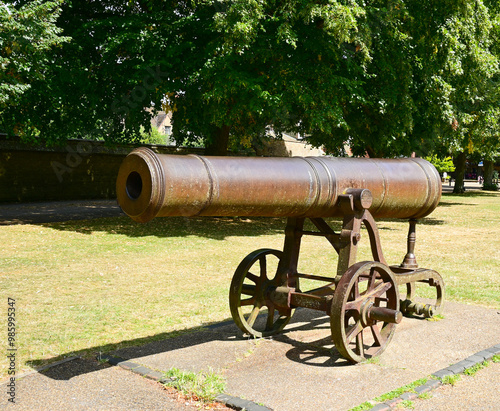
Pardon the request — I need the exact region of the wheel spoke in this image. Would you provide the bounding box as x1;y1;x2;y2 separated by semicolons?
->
259;256;267;279
246;272;259;284
368;268;378;289
370;324;385;347
246;306;261;327
241;284;256;296
345;320;363;344
374;296;388;305
355;331;364;357
240;297;256;306
345;281;391;309
345;300;361;311
366;281;392;299
265;309;275;331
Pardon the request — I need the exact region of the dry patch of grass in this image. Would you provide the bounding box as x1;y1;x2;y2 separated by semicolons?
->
1;190;498;376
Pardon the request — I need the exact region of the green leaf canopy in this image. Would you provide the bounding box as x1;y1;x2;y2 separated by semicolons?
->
1;0;499;158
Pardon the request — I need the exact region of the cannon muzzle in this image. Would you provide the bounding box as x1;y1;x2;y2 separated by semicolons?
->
116;148;441;223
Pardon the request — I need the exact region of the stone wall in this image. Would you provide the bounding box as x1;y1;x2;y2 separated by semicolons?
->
0;135;327;203
0;138;202;203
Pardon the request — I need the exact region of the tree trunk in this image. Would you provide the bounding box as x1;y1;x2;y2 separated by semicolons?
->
205;125;230;156
453;151;466;194
365;145;384;158
482;159;496;190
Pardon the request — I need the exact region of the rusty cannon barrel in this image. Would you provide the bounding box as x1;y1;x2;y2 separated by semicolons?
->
116;147;441;223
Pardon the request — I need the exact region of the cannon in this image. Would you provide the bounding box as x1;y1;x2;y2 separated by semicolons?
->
117;147;445;363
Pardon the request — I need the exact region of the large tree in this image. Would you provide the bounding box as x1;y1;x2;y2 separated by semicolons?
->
2;0;370;153
1;0;176;144
0;0;68;116
1;0;499;160
479;0;500;190
324;0;500;161
172;0;370;155
412;0;500;193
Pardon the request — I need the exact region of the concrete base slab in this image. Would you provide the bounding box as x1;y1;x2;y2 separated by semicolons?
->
111;301;499;411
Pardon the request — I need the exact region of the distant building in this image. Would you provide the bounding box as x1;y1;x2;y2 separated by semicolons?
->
274;131;325;157
149;111;325;157
150;111;172;138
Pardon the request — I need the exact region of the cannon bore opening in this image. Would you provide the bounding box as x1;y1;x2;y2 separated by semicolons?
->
126;171;143;200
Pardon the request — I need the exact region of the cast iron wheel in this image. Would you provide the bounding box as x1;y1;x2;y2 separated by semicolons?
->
331;261;400;363
229;248;297;338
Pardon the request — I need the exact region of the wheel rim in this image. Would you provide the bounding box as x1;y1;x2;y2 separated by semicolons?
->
229;248;295;338
331;261;399;363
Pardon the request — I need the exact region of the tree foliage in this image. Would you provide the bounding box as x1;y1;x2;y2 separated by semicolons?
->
334;1;500;158
171;0;369;154
0;0;68;110
1;0;170;143
424;155;455;175
1;0;499;159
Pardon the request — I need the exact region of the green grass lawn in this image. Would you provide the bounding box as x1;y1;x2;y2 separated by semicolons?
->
1;190;499;376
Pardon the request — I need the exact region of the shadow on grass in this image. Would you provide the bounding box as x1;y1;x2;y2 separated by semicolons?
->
44;216;350;239
417;217;446;225
0;200;123;226
378;217;446;226
442;191;500;198
44;216;288;240
28;309;352;381
438;201;472;207
43;214;447;239
438;190;500;207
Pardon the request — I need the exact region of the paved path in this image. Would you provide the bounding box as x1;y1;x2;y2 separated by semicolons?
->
412;361;500;411
108;302;499;411
0;199;123;224
1;358;204;410
2;302;497;410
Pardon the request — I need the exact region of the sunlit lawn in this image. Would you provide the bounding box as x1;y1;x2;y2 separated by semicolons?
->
1;190;499;376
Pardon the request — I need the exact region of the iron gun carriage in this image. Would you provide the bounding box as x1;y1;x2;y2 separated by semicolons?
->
117;147;445;363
